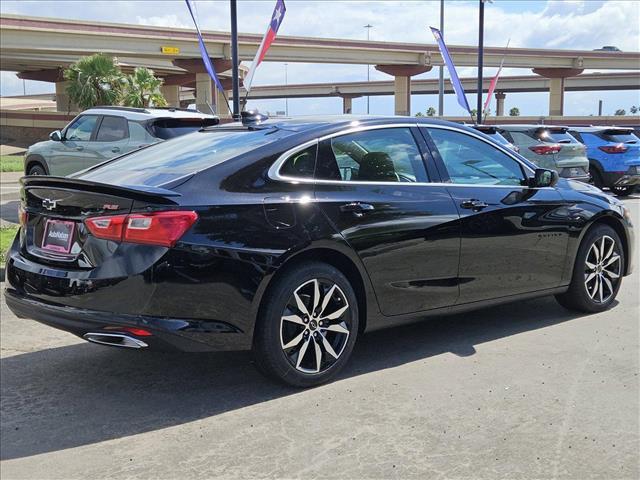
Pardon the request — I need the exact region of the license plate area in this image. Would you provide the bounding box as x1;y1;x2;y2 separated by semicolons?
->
41;219;75;254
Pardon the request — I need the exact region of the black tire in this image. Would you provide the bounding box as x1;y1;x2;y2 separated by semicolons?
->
253;262;359;387
611;185;634;197
555;224;624;313
589;166;604;190
27;164;46;176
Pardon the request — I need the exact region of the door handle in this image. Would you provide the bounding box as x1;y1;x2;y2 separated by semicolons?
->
111;147;121;153
460;199;489;211
340;202;375;217
75;146;84;151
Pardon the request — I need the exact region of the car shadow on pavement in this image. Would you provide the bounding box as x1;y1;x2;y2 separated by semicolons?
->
0;200;19;225
0;295;600;460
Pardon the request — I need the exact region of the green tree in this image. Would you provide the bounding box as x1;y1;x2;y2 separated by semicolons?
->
426;106;436;117
509;107;520;117
630;105;638;114
614;108;626;116
64;54;124;110
122;67;167;108
415;111;424;117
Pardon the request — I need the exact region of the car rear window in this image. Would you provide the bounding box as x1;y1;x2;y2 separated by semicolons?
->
150;118;219;140
79;128;287;186
534;129;577;144
599;131;639;143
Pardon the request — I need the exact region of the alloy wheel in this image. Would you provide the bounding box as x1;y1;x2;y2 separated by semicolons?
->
280;278;351;374
584;235;621;304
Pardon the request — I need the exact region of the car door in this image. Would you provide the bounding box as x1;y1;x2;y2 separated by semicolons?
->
48;114;100;176
309;125;461;316
421;126;570;304
91;115;131;166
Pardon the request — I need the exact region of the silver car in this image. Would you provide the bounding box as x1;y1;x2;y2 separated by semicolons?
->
498;125;590;182
24;107;218;176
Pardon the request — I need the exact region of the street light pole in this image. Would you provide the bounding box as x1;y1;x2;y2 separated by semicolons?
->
364;24;373;114
284;63;288;116
476;0;485;124
230;0;240;120
438;0;444;117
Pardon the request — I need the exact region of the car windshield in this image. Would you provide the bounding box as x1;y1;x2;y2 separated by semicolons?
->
534;129;577;144
79;127;286;186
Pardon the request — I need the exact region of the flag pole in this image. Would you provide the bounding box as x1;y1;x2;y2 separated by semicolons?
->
230;0;241;120
476;0;485;124
438;0;444;117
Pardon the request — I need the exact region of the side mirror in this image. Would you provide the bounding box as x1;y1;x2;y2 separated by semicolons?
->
529;168;559;188
49;130;62;142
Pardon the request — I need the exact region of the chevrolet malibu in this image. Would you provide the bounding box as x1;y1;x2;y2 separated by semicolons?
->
4;115;634;387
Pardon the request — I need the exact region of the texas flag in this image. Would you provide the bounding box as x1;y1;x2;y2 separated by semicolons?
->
244;0;286;93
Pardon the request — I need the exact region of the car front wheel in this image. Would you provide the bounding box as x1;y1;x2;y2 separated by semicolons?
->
27;164;46;176
253;262;359;387
555;224;624;313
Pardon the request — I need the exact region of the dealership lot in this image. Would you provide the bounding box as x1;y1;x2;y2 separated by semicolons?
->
1;196;638;480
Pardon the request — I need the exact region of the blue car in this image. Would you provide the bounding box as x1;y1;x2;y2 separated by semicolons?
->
569;127;640;196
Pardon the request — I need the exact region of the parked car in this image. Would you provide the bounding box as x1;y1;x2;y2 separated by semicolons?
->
469;125;519;152
568;126;640;196
24;106;219;176
5;115;634;387
498;125;590;182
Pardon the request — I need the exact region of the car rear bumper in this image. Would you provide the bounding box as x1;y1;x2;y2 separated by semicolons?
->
4;287;252;352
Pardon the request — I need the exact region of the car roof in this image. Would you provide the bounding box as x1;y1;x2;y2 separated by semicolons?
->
568;126;635;133
82;106;217;121
208;115;474;134
498;124;570;131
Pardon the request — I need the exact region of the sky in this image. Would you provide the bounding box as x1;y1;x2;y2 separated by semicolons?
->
1;0;639;117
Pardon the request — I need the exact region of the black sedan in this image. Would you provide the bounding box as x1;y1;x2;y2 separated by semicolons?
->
4;115;634;387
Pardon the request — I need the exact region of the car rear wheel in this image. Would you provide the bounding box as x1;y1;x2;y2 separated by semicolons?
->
589;167;604;190
611;185;634;197
555;225;624;313
27;164;46;176
253;262;359;387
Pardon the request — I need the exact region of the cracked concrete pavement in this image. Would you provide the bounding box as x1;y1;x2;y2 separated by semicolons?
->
0;197;638;479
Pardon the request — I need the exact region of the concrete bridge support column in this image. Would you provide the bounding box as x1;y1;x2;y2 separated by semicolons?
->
533;68;584;116
339;94;361;114
160;85;180;107
375;65;432;116
195;73;214;114
495;91;506;116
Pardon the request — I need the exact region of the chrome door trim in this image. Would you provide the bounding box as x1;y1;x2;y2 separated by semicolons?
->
268;122;538;187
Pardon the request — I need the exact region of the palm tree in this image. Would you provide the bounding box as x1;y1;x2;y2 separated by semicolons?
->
64;54;124;109
122;67;167;108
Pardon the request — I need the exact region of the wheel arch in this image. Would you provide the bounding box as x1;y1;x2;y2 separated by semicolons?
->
25;154;49;175
576;213;631;277
252;244;378;340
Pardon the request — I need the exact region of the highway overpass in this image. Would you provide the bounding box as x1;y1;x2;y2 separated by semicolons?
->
1;14;639;116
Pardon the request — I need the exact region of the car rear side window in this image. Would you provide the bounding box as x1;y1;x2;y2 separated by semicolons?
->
96;116;128;142
427;128;525;186
280;144;317;178
315;128;428;183
80;128;289;186
64;115;99;141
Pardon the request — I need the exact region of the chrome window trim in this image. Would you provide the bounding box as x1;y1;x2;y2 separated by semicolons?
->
268;122;537;188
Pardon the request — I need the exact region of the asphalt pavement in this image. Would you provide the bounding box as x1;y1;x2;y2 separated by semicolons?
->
0;195;638;480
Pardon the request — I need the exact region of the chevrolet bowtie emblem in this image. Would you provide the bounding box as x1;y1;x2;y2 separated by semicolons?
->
42;198;57;210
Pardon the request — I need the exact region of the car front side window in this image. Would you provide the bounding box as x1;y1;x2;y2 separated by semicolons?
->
64;115;99;142
315;128;428;183
96;116;129;142
427;128;525;186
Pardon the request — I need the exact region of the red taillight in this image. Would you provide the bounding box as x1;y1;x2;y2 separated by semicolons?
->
85;214;127;241
18;205;28;227
598;144;628;154
529;144;562;155
85;211;197;247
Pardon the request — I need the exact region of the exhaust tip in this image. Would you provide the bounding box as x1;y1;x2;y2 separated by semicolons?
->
83;332;148;349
